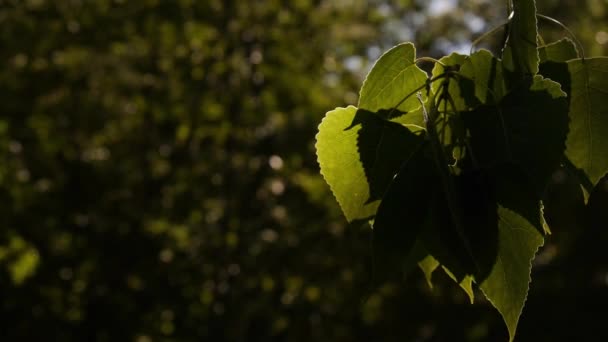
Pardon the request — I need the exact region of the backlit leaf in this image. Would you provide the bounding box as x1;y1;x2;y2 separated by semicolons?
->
418;254;439;288
359;43;429;115
460;49;507;104
479;204;543;342
564;58;608;185
316;106;424;222
539;38;579;63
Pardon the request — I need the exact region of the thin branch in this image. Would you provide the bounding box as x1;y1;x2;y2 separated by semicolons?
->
537;13;586;60
416;56;446;67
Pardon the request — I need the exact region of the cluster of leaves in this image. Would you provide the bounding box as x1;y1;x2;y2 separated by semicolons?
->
316;0;608;340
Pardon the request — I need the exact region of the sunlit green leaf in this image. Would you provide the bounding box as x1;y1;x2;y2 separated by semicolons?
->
359;43;428;115
418;254;439;288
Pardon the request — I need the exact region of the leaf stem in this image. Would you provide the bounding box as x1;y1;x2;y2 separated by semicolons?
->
443;90;479;169
416;57;447;67
417;90;479;273
386;73;448;119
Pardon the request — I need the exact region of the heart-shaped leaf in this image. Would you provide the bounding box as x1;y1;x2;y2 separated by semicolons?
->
315;106;424;222
359;42;428;116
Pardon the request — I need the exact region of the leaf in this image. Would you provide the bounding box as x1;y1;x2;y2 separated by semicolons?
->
460;49;507;105
563;58;608;186
502;0;539;78
418;254;439;288
372;143;434;282
416;170;498;299
539;48;608;188
430;52;472;112
359;42;429;115
391;106;426;129
428;164;542;341
442;267;475;304
538;42;574;94
462;76;569;194
471;165;544;342
539;38;579;63
315;106;424;222
479;204;544;342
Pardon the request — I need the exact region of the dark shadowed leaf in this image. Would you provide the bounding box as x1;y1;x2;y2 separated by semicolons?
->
372;143;434;282
463;76;569;194
418;169;499;302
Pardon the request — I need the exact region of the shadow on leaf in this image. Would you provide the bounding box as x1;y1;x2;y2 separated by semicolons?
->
344;108;424;205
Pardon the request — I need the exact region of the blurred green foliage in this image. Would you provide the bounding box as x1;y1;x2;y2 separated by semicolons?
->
0;0;606;341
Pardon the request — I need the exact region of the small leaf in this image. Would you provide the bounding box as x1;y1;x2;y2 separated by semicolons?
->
502;0;539;78
442;267;475;304
460;49;507;105
539;38;579;63
418;254;439;288
431;53;471;111
537;39;578;98
316;106;424;222
359;43;428;115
